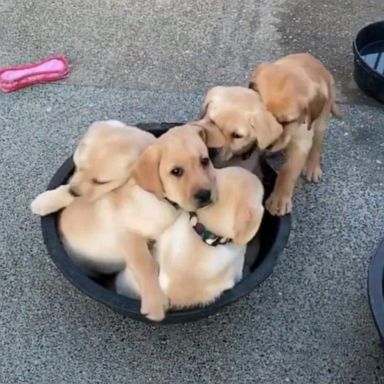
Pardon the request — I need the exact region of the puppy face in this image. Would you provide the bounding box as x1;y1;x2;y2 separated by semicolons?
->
134;124;218;212
200;86;283;160
70;121;155;202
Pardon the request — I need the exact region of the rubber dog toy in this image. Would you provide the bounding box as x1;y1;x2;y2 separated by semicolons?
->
0;55;70;92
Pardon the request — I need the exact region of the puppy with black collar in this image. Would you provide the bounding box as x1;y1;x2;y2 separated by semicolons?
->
116;166;264;309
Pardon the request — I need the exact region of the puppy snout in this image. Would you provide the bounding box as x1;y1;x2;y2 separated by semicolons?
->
69;186;81;197
194;189;212;207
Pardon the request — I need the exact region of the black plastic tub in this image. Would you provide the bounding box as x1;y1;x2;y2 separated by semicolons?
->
368;239;384;341
41;123;291;324
353;21;384;103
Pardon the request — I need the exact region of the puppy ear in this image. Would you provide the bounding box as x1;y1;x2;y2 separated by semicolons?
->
233;204;264;246
250;111;283;150
201;86;219;116
296;104;310;131
73;140;87;166
306;92;327;129
249;63;270;89
248;81;258;91
298;107;308;125
133;145;164;197
267;121;298;152
192;121;226;148
200;100;209;119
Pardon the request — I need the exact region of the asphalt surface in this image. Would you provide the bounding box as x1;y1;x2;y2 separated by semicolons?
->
1;1;384;383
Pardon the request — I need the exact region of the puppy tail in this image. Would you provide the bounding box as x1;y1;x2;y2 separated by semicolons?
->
330;80;342;119
331;102;342;119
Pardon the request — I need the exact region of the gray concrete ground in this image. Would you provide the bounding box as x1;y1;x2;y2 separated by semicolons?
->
1;1;384;383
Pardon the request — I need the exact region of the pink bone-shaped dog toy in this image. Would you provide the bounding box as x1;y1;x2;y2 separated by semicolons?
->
0;55;70;92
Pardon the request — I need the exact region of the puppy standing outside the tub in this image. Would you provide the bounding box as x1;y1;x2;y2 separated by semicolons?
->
31;121;220;321
249;53;342;215
116;166;264;309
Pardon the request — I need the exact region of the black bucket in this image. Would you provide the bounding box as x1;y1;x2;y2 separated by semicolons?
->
40;123;291;324
368;239;384;341
353;21;384;103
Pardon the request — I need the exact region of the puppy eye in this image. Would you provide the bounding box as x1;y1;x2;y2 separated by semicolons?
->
231;132;243;139
170;167;184;177
200;157;210;168
92;178;110;185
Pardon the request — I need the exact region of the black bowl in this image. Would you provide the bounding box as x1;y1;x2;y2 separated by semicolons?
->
353;21;384;103
368;238;384;340
41;123;291;324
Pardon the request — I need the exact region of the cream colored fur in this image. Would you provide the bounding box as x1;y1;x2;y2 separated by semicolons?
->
31;121;219;321
116;167;264;309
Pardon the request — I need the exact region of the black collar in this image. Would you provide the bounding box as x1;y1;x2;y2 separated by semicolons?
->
208;144;256;162
234;143;257;161
165;197;180;209
189;212;231;247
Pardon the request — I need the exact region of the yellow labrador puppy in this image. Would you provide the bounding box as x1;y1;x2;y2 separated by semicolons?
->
31;121;171;320
31;121;218;321
116;167;264;309
249;53;342;215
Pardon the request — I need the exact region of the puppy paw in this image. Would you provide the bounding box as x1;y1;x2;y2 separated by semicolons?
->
31;186;74;216
30;191;60;216
265;192;293;216
302;163;322;183
140;290;170;322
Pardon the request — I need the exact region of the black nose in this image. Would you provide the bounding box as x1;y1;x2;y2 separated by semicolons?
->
208;147;219;159
69;187;81;197
194;189;212;206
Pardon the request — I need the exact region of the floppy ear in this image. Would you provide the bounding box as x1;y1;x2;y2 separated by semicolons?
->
267;121;298;152
297;107;308;125
200;100;210;119
201;86;221;118
194;121;226;148
248;81;258;91
233;204;264;246
133;144;164;198
73;139;87;166
306;92;327;129
249;63;270;89
249;111;283;150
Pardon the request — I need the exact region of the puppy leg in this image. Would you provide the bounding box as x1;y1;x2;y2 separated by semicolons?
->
266;127;313;216
302;103;330;183
115;266;141;299
119;233;169;322
31;185;75;216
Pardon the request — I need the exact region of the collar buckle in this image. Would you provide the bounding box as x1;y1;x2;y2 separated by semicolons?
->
189;212;231;247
